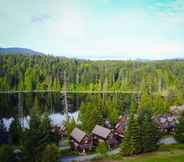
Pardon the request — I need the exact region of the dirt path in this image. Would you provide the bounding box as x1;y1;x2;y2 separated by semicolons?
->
59;148;120;162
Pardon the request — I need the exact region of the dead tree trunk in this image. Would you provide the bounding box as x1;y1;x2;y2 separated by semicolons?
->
63;71;69;121
76;68;80;109
18;93;24;128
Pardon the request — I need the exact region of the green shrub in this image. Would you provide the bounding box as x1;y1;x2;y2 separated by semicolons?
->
41;144;60;162
95;142;108;155
0;145;14;162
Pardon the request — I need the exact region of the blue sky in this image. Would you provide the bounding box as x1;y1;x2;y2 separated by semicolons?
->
0;0;184;60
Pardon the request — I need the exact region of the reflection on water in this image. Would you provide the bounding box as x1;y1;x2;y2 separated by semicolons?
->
49;111;79;126
0;92;85;118
0;92;134;129
2;111;79;130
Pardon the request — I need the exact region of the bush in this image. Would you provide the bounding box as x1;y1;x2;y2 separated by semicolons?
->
0;145;14;162
41;144;60;162
95;142;108;155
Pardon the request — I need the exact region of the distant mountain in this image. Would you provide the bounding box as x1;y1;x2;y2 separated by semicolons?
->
0;47;44;56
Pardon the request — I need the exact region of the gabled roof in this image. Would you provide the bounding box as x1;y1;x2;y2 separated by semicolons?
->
170;104;184;112
115;116;127;129
92;125;111;139
71;128;86;143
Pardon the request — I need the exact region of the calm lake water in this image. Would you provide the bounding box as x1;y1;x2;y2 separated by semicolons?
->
0;92;134;129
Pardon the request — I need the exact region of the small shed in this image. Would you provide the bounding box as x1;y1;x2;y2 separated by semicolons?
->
92;125;118;149
70;128;93;152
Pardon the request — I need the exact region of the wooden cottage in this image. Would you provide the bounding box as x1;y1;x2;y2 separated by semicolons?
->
51;124;66;138
170;105;184;115
92;125;118;149
156;115;176;133
114;116;127;140
59;124;66;136
70;128;93;152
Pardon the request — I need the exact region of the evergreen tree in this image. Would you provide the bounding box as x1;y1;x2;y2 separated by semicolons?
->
9;118;22;145
0;119;8;144
139;92;152;112
121;113;142;156
140;110;160;152
153;94;166;115
175;112;184;143
41;112;58;144
79;101;103;133
0;119;6;132
106;101;119;125
41;144;60;162
23;99;54;162
64;117;76;136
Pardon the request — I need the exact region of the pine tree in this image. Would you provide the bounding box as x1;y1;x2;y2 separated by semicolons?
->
175;112;184;143
41;144;60;162
129;115;142;155
0;119;6;132
0;119;8;144
64;117;76;136
24;69;33;90
141;111;160;152
139;92;152;112
41;112;58;144
9;118;22;145
79;101;103;133
121;113;142;156
153;94;166;115
106;101;119;125
23;98;54;162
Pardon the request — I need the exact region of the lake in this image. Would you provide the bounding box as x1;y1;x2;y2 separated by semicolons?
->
0;92;135;129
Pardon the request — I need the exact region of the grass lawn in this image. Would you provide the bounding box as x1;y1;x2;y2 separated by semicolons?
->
93;144;184;162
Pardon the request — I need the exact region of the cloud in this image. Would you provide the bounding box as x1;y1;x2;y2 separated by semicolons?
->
102;0;112;4
31;14;50;23
149;0;184;23
1;0;184;59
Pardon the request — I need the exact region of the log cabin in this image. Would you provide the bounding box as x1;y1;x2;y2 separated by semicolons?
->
156;115;176;133
52;124;66;136
70;128;93;152
92;125;118;149
114;116;127;140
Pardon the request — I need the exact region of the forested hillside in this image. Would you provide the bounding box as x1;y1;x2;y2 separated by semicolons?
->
0;48;44;56
1;55;184;94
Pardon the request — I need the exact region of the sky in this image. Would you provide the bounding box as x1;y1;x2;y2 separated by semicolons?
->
0;0;184;60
